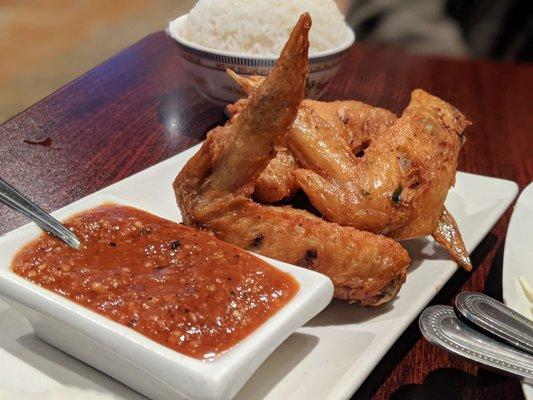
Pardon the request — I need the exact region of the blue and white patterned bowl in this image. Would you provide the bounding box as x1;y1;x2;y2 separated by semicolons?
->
168;14;355;105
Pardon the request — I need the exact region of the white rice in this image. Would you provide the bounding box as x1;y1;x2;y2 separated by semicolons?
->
174;0;351;56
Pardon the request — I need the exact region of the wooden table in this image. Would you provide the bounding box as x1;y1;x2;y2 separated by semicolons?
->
1;32;531;399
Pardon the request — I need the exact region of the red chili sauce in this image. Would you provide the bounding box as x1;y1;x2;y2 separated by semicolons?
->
12;205;299;359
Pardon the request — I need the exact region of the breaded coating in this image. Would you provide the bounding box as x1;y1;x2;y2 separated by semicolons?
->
289;90;471;268
196;198;409;305
432;207;473;271
227;75;398;204
253;148;300;203
227;72;472;270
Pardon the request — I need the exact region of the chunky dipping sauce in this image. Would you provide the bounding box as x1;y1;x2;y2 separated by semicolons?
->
12;204;299;359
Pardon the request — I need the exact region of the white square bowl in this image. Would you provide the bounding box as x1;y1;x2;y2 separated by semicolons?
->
0;193;334;400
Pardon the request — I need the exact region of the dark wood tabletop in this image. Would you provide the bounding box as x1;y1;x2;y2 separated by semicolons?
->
1;32;532;400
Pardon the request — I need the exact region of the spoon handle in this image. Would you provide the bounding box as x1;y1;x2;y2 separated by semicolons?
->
420;305;533;382
0;178;80;249
455;291;533;354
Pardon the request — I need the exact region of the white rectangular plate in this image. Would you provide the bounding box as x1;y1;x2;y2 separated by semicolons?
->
0;143;518;399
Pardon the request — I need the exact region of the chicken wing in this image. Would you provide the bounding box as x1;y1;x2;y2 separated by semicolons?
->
227;72;398;204
227;72;397;155
292;90;469;238
195;197;409;305
227;71;472;270
289;104;410;233
174;13;410;305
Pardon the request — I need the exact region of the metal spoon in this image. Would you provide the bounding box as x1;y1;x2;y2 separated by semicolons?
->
455;291;533;354
0;178;80;249
419;305;533;383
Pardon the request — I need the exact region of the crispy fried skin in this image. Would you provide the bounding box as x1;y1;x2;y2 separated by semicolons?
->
304;100;397;155
175;14;410;305
432;207;473;271
176;13;310;216
292;90;470;240
227;74;397;154
227;74;398;204
387;90;470;239
253;148;299;203
227;72;472;269
289;105;410;233
196;198;408;305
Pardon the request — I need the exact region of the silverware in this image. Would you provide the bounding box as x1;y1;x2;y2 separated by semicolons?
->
455;291;533;354
419;305;533;383
0;178;80;249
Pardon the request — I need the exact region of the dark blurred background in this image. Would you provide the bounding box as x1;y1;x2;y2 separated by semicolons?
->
345;0;532;61
0;0;531;124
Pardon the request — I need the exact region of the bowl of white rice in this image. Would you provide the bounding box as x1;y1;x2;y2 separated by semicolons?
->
167;0;354;104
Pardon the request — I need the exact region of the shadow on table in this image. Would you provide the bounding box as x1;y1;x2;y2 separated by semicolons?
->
388;367;523;400
351;233;503;400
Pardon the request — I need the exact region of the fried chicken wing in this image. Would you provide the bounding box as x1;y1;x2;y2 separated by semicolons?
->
289;105;411;233
304;100;397;155
387;90;470;239
174;13;410;305
289;90;472;268
227;73;398;204
195;197;409;305
226;70;472;269
177;12;310;219
292;90;469;239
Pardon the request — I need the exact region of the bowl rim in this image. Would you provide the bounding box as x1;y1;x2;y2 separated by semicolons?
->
167;13;356;61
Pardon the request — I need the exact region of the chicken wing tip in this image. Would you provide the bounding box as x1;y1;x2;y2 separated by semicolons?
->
432;207;473;271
